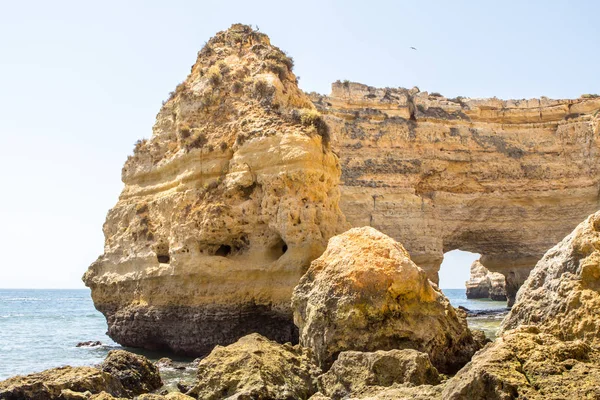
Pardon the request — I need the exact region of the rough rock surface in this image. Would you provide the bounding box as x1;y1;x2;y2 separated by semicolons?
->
83;24;347;354
0;366;126;399
99;350;162;397
292;226;480;373
188;333;320;400
317;349;440;399
311;82;600;303
442;326;600;400
502;210;600;341
465;260;507;301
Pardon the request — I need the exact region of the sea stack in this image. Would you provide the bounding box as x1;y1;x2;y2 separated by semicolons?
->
465;259;507;301
83;24;347;355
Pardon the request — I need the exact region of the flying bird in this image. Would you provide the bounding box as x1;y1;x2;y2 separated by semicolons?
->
410;46;417;50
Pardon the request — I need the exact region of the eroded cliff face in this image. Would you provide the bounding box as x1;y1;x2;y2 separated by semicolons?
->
311;82;600;303
83;24;347;354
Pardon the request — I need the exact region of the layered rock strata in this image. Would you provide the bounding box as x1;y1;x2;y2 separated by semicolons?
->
465;260;507;301
311;82;600;303
83;24;347;354
292;227;481;373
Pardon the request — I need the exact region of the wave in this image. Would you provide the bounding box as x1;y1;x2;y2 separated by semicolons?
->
0;314;25;318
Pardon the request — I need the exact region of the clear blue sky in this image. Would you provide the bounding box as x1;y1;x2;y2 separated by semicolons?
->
0;1;598;288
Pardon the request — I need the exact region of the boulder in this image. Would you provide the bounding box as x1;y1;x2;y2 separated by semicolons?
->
501;210;600;342
188;333;320;400
442;326;600;400
0;366;125;399
99;350;162;397
154;358;174;369
76;341;103;348
465;260;507;301
317;349;441;399
291;227;480;373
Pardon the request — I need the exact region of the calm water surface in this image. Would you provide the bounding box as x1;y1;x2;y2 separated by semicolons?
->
0;288;507;380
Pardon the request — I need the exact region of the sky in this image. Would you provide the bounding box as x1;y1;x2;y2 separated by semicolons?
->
0;0;598;289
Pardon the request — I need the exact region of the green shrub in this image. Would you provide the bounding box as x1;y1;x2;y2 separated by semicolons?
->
581;93;599;99
134;139;147;152
207;66;222;87
179;124;191;139
231;81;244;94
430;92;443;97
252;78;275;102
298;109;330;146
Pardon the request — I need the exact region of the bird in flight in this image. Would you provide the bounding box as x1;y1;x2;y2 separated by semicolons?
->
410;47;417;50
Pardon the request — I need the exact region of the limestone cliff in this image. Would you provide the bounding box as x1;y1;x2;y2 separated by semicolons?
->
465;259;507;301
311;82;600;303
83;24;347;355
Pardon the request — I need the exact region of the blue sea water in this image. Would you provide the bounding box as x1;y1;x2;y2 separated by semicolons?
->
0;289;119;380
0;288;508;381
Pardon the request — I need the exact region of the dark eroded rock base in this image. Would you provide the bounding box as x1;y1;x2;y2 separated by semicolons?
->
97;303;298;356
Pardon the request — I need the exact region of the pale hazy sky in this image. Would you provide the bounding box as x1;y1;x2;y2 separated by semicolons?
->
0;1;598;289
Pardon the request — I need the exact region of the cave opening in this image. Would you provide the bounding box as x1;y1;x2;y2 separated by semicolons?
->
215;244;232;257
268;236;288;260
157;255;170;263
156;242;170;264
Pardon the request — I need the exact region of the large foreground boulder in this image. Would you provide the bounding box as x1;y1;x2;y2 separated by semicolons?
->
0;350;160;400
0;366;125;400
317;349;440;399
292;226;480;373
99;350;162;397
188;333;320;399
501;210;600;341
442;326;600;400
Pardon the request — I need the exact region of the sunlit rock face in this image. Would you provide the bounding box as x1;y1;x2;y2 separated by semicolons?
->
311;82;600;304
465;260;507;301
83;24;347;355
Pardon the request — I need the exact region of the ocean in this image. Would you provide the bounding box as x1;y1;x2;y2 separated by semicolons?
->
0;288;508;381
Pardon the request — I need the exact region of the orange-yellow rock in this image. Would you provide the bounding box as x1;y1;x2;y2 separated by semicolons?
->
292;227;480;373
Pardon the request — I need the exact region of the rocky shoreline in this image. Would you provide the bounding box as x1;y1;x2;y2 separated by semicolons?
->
4;212;600;398
3;24;599;399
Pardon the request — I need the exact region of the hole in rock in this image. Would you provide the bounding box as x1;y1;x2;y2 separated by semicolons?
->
439;249;479;292
268;235;288;260
157;255;170;264
215;244;232;257
155;242;170;264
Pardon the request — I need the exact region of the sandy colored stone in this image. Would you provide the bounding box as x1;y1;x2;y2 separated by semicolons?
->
502;210;600;342
292;227;480;373
311;82;600;303
188;333;320;400
442;326;600;400
0;366;126;399
83;24;347;354
137;394;194;400
465;260;506;301
99;350;162;397
317;349;440;399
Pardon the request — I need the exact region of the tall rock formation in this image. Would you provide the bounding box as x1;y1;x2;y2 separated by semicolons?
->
465;260;507;301
311;82;600;303
83;24;347;354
